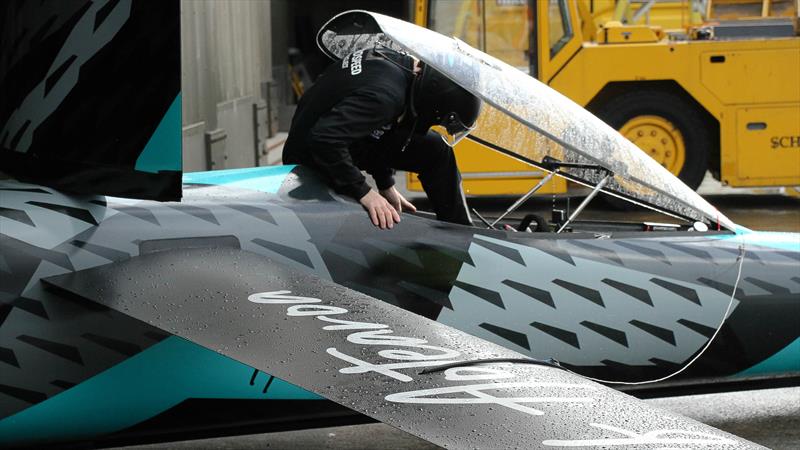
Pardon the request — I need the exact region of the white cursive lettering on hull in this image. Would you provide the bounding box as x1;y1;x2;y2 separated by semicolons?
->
385;381;596;416
247;290;736;447
542;423;736;447
248;290;593;410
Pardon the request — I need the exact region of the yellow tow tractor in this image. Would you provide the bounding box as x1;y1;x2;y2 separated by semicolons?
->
407;0;800;197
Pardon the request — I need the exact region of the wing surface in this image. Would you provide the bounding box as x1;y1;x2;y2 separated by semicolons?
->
44;248;758;448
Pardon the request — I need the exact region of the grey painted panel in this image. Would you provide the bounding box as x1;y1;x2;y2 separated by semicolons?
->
217;96;256;169
205;128;227;170
253;99;268;165
182;122;207;172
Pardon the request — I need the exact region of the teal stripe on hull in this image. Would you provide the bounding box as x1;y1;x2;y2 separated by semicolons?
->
0;166;303;446
135;94;183;173
0;337;319;446
183;164;296;194
721;229;800;253
720;231;799;377
737;337;800;377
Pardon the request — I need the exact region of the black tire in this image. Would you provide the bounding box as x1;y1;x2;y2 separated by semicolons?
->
594;89;711;191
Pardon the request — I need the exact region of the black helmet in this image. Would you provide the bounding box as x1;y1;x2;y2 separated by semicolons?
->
411;63;482;146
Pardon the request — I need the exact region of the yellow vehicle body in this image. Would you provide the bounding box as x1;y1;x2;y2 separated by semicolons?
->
408;0;800;196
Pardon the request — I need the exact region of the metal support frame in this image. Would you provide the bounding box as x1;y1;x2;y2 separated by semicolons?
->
475;155;616;232
490;171;556;227
556;174;612;233
631;0;657;23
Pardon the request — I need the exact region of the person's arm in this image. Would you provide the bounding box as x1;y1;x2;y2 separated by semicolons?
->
367;166;395;192
380;185;416;214
307;85;407;229
358;189;400;229
307;87;403;199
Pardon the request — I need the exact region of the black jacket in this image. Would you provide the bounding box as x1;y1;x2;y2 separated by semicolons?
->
283;48;416;200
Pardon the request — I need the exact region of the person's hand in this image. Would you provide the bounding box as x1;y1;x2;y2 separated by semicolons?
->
379;186;417;215
359;189;401;229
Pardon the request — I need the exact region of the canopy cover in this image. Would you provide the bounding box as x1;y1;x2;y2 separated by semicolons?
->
316;11;734;230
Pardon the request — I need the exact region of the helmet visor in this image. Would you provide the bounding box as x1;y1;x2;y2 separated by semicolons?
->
437;112;478;147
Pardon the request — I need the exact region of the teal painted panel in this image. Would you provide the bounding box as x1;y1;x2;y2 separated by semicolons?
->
183;165;296;194
738;338;800;376
720;229;800;253
135;94;183;173
0;337;319;446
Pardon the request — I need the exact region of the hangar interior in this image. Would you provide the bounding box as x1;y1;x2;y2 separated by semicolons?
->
179;0;408;173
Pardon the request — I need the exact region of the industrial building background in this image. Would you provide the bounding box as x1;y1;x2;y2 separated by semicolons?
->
179;0;408;173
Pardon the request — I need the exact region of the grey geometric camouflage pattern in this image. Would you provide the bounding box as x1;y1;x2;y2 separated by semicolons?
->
441;234;742;367
1;173;798;422
1;184;163;418
0;180;327;419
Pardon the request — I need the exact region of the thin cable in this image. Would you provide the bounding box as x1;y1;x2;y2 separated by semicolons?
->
416;237;747;386
419;357;566;375
573;236;747;385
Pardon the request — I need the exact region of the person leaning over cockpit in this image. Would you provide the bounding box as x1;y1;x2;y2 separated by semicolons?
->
282;47;481;229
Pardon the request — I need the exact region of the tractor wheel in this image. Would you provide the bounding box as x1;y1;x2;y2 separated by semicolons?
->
594;89;711;192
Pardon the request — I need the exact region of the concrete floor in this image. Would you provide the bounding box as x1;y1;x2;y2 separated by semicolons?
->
120;387;800;449
646;387;800;450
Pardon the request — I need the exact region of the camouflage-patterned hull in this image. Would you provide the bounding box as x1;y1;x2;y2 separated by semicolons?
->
1;165;797;446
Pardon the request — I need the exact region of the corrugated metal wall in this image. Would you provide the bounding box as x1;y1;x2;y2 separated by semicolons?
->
178;0;409;172
180;0;276;172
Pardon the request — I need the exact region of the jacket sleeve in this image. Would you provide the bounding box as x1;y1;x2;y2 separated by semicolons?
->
307;85;404;200
366;165;395;192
